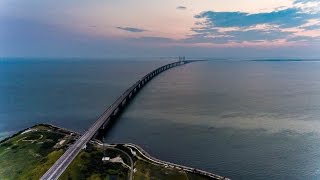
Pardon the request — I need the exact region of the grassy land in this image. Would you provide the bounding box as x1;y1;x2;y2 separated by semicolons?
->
134;159;188;180
60;145;128;180
0;125;68;179
186;172;219;180
0;125;129;180
0;125;222;180
131;146;213;180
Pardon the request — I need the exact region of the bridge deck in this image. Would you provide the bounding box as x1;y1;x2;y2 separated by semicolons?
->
40;61;189;180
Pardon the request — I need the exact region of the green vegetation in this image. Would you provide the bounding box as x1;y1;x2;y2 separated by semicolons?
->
60;146;128;180
186;172;218;180
0;125;221;180
134;159;188;180
0;125;68;179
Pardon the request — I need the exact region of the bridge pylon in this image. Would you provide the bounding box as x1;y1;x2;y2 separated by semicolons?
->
178;56;186;64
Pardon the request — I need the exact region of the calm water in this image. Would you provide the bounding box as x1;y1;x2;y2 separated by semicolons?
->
0;58;167;136
1;59;320;179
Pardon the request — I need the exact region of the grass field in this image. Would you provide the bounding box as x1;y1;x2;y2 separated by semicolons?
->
0;125;221;180
0;125;129;180
0;125;67;179
61;146;128;180
134;159;188;180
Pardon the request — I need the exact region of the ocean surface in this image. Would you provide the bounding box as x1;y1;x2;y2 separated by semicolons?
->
1;58;320;179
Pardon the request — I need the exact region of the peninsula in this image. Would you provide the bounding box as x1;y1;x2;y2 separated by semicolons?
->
0;124;228;179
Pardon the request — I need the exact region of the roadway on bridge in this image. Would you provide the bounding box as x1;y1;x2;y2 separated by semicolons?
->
40;61;188;180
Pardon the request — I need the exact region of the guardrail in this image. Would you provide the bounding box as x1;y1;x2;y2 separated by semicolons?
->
41;60;188;180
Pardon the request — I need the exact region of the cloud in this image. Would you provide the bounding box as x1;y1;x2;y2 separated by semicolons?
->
195;8;317;28
302;24;320;30
293;0;320;14
189;7;320;44
176;6;187;10
129;36;175;43
287;35;320;42
183;36;230;44
294;0;319;4
184;29;294;44
116;26;146;33
227;29;294;42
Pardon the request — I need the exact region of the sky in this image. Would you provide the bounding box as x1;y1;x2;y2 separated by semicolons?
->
0;0;319;58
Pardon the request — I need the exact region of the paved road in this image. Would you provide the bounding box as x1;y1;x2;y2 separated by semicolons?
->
124;143;229;180
40;61;186;180
105;145;134;180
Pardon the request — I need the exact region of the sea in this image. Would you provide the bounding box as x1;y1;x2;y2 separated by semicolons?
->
1;58;320;179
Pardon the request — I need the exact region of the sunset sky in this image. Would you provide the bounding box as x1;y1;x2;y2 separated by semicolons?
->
0;0;319;58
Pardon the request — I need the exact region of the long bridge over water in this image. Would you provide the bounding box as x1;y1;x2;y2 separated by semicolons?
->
41;60;194;180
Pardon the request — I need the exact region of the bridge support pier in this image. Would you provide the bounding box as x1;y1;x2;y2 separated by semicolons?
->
39;60;194;180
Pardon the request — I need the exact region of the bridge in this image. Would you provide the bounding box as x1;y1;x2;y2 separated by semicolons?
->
41;60;193;180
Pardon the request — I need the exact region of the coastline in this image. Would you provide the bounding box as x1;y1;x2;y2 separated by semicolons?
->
0;123;228;179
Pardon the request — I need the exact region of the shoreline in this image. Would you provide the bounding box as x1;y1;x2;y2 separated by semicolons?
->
0;123;229;179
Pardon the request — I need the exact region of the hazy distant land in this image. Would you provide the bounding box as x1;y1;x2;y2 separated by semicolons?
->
250;59;320;62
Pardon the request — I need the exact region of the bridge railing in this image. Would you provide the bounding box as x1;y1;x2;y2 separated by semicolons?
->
93;61;184;137
93;61;186;128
